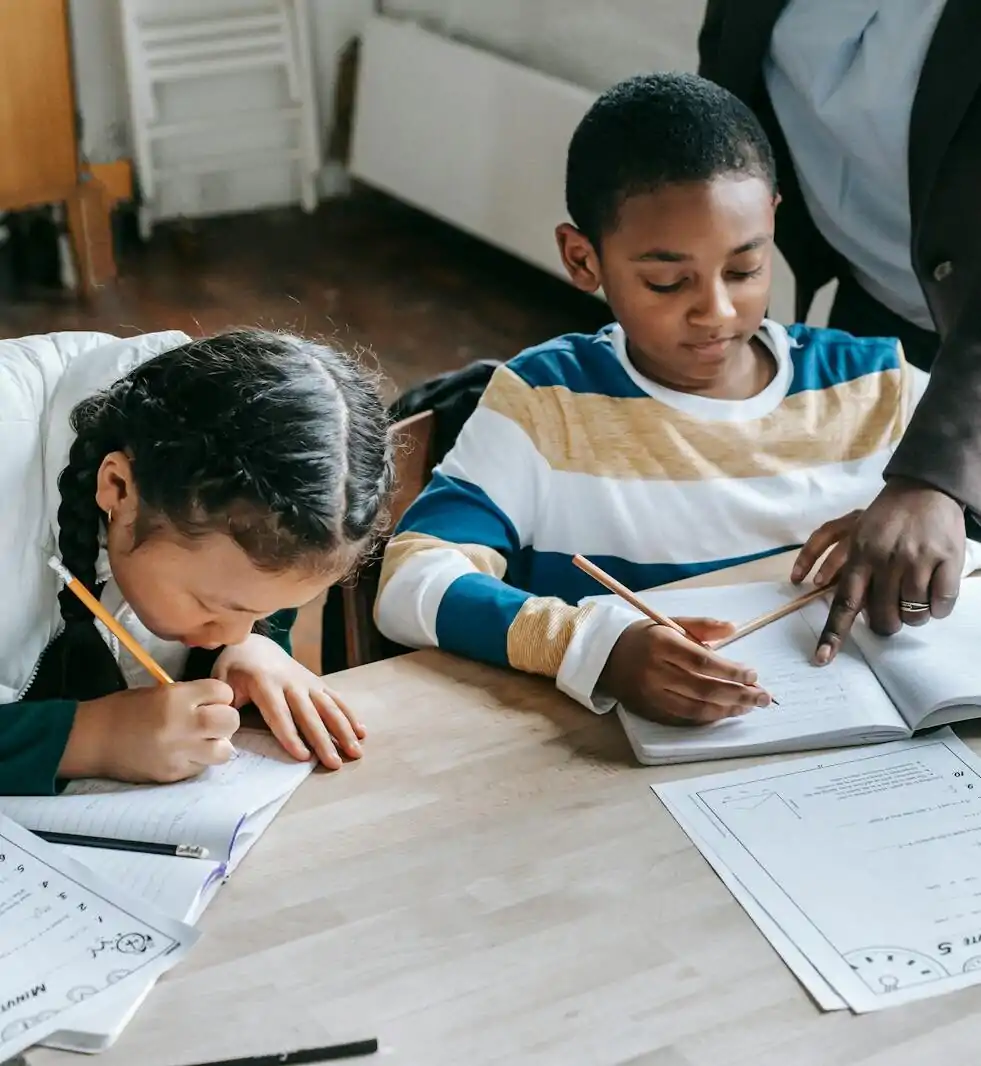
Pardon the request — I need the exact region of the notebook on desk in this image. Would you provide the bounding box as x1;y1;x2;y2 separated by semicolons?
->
0;729;314;1052
585;578;981;765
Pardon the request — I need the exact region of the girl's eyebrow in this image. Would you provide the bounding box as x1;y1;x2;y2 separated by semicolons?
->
218;597;264;613
197;593;263;613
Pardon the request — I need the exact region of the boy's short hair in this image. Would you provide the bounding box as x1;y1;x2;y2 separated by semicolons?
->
566;71;777;247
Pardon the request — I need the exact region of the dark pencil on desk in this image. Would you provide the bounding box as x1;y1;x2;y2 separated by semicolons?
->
183;1038;380;1065
572;553;779;705
36;830;209;859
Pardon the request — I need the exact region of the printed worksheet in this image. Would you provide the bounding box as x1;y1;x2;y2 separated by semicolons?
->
0;815;197;1059
655;731;981;1012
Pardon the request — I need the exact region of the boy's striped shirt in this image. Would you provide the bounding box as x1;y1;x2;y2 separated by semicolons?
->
375;320;928;710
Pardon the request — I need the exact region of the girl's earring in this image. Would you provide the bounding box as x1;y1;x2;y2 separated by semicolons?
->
106;509;113;524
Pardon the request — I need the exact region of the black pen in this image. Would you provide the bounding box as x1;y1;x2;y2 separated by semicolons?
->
36;830;209;859
183;1039;380;1065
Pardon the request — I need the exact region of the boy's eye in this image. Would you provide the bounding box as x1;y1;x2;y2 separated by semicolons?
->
645;279;685;293
729;266;764;281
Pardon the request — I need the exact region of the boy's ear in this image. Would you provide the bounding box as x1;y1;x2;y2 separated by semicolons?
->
555;223;603;294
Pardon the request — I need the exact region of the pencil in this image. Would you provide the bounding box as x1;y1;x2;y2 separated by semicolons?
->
47;556;174;685
572;554;779;704
183;1038;380;1065
572;554;713;649
713;584;832;649
36;830;208;860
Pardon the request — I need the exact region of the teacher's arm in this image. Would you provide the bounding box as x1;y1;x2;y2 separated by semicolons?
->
816;268;981;659
696;0;727;80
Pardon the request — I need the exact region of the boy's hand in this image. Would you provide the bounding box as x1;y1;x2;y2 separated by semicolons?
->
599;618;772;725
214;635;366;769
792;509;862;589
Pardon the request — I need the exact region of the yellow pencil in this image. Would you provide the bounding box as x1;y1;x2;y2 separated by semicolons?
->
48;556;175;685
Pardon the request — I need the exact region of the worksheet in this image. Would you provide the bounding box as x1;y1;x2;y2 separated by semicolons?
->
655;731;981;1012
0;815;197;1060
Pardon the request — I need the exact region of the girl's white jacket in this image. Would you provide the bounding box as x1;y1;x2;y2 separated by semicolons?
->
0;329;189;705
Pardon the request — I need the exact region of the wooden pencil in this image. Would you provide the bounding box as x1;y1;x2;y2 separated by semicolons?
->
713;583;832;649
47;556;175;685
572;554;713;649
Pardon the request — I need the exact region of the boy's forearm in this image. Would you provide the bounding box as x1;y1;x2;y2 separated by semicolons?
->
376;534;599;677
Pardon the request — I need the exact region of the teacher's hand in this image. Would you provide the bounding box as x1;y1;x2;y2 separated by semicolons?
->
813;478;965;665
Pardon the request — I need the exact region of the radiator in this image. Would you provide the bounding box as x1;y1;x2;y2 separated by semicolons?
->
349;14;595;281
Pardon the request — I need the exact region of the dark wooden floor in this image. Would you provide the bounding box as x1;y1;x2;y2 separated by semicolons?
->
1;188;609;672
0;187;609;398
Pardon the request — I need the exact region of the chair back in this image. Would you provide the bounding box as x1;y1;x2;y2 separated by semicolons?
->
335;410;436;669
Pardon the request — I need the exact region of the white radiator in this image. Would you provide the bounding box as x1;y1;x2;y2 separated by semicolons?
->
350;14;595;282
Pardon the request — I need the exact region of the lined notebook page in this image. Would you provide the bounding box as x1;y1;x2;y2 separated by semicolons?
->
611;583;908;762
851;577;981;729
63;847;221;920
0;731;313;859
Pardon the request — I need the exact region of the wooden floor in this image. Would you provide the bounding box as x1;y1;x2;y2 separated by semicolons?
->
1;188;609;672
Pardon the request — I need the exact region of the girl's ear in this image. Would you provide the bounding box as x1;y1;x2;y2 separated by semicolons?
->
555;223;604;295
94;451;139;524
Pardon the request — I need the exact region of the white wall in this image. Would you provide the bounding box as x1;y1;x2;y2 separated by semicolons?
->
382;0;703;86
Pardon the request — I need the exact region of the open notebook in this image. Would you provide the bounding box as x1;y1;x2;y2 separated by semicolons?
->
0;729;314;1052
586;578;981;765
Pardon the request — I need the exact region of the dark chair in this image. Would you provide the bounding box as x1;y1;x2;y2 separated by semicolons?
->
325;410;436;671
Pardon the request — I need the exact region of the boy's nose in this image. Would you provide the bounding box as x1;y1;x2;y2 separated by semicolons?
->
696;279;738;323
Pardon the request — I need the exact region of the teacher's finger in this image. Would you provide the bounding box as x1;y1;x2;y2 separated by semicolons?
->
865;559;904;636
930;557;961;620
814;562;871;665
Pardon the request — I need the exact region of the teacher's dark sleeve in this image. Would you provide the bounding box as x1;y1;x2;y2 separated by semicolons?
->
886;270;981;512
697;0;727;78
0;699;77;796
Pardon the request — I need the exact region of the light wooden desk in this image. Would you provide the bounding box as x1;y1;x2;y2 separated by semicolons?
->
34;554;981;1066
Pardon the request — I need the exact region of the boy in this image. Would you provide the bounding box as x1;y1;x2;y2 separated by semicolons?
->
374;72;972;727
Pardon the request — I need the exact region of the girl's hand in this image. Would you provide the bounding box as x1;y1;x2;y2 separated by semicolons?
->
62;679;239;783
598;618;772;725
213;635;365;769
792;509;862;589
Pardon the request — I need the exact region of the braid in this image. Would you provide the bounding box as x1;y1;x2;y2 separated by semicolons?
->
56;418;110;621
26;399;127;702
326;353;395;543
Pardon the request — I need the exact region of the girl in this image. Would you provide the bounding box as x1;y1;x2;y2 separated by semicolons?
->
0;327;393;795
